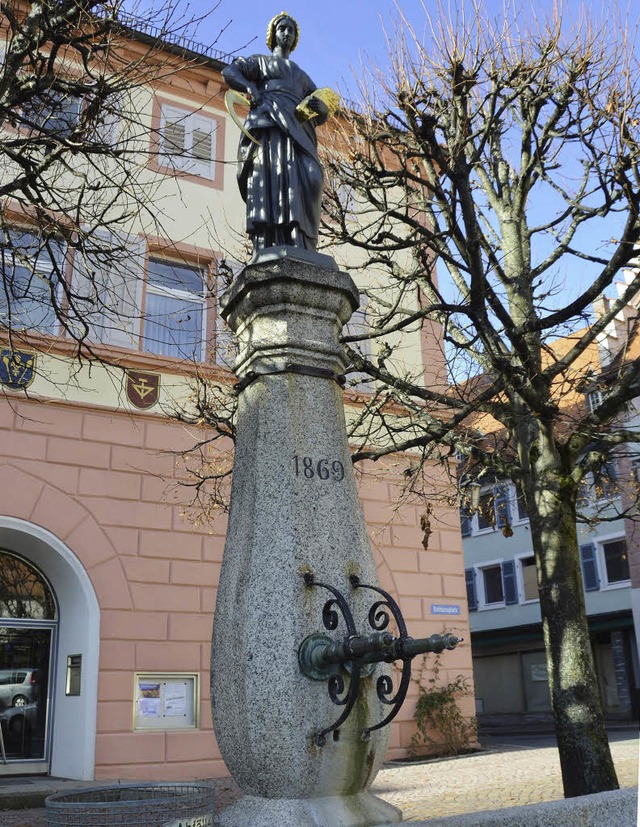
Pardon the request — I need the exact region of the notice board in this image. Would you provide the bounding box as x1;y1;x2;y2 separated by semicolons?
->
134;672;198;730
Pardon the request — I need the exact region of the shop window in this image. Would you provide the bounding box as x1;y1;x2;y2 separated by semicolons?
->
141;257;206;360
601;538;630;585
158;103;218;179
0;229;64;334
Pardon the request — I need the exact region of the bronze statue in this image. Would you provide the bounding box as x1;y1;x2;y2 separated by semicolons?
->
223;12;338;258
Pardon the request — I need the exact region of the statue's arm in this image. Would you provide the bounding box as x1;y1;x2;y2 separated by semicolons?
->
222;60;262;106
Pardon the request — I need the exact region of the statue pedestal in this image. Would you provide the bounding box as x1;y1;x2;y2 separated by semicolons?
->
211;252;402;827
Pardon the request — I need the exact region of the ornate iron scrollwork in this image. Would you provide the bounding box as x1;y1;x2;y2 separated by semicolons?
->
300;572;361;746
299;571;462;746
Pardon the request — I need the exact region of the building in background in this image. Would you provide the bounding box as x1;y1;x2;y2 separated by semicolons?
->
463;289;640;730
0;19;472;779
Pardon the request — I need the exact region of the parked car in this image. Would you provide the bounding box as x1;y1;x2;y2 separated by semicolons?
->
0;701;37;740
0;668;39;709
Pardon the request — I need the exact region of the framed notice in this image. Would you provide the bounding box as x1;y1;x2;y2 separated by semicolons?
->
133;673;199;730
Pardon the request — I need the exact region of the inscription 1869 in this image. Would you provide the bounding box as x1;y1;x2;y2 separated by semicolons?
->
293;455;345;482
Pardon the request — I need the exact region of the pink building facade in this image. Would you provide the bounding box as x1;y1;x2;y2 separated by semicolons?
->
0;389;472;780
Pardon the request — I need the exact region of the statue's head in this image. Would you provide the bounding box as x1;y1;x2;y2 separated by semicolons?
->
266;11;300;53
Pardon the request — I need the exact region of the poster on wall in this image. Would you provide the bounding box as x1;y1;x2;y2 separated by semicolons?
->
134;673;198;730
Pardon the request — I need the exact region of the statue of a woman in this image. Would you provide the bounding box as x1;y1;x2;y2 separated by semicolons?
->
222;12;334;258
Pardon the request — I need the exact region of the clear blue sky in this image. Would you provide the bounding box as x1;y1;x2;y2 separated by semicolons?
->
194;0;619;95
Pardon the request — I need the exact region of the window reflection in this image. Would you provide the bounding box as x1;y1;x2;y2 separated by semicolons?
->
0;551;56;620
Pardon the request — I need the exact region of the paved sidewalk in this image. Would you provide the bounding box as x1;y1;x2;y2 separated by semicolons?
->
372;732;638;821
1;731;637;825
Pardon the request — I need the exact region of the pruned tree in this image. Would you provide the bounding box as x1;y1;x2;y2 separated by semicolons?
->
317;1;640;798
0;0;224;358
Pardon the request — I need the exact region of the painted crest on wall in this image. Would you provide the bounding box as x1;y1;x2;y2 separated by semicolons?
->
0;349;36;390
126;370;160;409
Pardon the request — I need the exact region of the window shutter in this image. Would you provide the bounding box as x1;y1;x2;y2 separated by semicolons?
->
580;543;600;592
161;106;187;159
494;483;511;528
460;508;472;537
502;560;518;604
465;568;477;611
189;114;216;178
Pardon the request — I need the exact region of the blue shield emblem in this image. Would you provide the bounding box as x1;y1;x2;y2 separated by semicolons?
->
0;349;36;390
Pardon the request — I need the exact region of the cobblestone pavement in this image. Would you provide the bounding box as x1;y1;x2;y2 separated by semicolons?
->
371;732;638;821
2;732;637;826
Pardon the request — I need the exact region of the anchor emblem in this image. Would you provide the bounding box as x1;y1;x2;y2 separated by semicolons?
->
125;370;160;409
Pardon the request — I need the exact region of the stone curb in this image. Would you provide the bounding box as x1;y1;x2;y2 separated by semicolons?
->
389;786;638;827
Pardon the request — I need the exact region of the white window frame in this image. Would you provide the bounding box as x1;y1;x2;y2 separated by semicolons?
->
142;257;207;362
475;560;506;610
159;103;218;180
515;553;539;604
596;533;630;590
514;487;530;524
585;389;603;413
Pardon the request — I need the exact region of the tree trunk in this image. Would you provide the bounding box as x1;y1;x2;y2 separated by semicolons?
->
524;430;619;797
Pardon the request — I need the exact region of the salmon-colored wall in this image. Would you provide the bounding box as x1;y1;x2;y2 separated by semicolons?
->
0;394;472;780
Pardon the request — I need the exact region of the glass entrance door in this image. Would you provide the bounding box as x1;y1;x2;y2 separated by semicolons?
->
0;627;53;765
0;550;57;774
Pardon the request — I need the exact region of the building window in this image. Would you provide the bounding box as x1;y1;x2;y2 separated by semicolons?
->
21;91;81;137
585;390;603;413
472;560;518;609
474;483;512;532
592;461;619;502
344;301;373;390
0;229;64;334
518;555;538;602
158;104;218;179
516;488;529;521
482;565;504;605
476;490;495;531
141;258;206;360
578;460;619;507
601;538;630;585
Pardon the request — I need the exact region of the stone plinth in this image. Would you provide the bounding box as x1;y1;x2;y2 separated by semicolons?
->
211;252;401;827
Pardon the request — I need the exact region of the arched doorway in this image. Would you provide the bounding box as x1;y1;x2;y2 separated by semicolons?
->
0;518;100;779
0;551;57;773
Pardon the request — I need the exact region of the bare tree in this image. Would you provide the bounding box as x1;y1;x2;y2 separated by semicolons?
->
0;0;226;360
316;1;640;798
